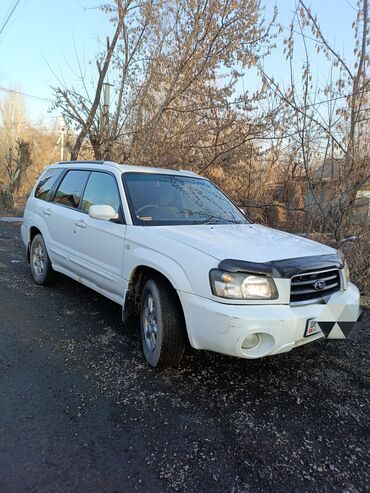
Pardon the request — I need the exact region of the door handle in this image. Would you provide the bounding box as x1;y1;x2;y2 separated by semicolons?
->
42;208;52;216
75;220;87;229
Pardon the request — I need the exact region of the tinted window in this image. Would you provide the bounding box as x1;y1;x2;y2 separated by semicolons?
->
81;172;121;214
53;170;90;209
123;173;248;226
34;168;62;201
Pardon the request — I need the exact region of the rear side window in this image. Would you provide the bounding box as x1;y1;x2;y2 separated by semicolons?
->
81;172;121;214
53;170;90;209
34;168;62;201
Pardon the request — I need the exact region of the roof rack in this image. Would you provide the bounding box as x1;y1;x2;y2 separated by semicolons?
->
59;160;105;165
179;169;199;175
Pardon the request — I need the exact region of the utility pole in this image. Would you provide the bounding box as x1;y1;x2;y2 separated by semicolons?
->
101;82;113;159
101;82;111;130
57;116;66;161
60;122;65;161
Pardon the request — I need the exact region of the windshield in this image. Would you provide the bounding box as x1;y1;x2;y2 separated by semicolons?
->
123;172;249;226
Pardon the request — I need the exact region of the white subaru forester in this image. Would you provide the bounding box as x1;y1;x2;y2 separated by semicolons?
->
22;161;361;368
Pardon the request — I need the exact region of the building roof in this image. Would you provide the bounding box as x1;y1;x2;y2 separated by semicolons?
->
313;159;343;182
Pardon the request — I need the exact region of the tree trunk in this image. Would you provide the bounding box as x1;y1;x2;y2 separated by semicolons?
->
70;8;124;160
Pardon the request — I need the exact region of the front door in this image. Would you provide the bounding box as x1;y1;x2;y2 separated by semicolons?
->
73;171;126;298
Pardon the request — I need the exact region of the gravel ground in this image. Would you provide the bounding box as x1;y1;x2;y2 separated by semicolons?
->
0;220;369;493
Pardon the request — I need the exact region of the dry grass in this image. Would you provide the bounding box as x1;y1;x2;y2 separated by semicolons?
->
343;232;370;303
306;229;370;301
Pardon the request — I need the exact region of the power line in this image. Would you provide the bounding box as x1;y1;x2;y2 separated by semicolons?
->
0;0;29;41
277;89;370;111
0;0;17;27
244;88;370;111
0;0;21;37
0;86;53;103
0;0;18;29
0;84;368;115
166;88;370;114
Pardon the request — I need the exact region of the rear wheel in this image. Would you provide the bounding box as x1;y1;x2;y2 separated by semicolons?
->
30;234;54;285
140;277;186;368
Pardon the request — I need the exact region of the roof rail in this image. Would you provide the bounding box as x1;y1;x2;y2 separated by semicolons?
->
59;160;105;165
179;169;199;175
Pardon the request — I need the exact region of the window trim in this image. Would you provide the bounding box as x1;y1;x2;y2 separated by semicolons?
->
49;169;91;211
121;171;250;226
48;168;68;201
49;168;125;224
80;170;125;224
34;168;63;202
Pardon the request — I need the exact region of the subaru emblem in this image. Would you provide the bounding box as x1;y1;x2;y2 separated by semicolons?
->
314;280;326;291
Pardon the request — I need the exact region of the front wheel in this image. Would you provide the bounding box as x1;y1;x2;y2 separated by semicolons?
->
140;277;186;368
30;234;54;285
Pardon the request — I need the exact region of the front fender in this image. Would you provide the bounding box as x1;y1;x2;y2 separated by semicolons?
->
124;246;194;293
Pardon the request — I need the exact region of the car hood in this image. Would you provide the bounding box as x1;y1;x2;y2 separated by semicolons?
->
157;223;336;263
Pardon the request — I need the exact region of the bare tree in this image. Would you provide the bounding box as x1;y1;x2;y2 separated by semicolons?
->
125;0;277;168
53;0;277;168
52;0;128;160
0;92;33;209
0;137;32;209
258;0;369;240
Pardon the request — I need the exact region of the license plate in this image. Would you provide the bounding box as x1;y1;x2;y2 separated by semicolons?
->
304;318;321;337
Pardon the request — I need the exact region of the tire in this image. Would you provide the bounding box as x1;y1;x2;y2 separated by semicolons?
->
30;234;54;285
140;277;186;369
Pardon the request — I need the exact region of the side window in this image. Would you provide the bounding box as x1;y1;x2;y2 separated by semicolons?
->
81;172;121;215
53;170;90;209
34;168;62;201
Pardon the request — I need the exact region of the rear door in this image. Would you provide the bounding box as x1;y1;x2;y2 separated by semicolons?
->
24;166;63;246
73;170;126;298
46;169;90;273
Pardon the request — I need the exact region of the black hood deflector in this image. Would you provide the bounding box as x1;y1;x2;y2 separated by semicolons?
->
218;254;343;279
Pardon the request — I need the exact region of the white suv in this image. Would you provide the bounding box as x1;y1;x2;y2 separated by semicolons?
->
22;161;361;368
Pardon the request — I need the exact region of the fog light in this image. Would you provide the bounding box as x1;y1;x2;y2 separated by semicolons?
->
242;333;260;350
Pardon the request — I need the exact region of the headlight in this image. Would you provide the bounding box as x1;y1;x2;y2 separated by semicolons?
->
338;250;350;288
210;269;278;300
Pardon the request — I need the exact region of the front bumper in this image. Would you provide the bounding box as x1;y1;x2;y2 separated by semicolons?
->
178;282;361;359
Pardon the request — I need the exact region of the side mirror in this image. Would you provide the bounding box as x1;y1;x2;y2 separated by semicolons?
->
88;204;118;221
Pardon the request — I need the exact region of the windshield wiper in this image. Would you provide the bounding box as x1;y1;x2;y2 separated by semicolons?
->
174;211;241;224
198;215;241;224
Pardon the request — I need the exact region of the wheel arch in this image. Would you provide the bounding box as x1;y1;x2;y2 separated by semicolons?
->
27;226;43;262
122;264;188;339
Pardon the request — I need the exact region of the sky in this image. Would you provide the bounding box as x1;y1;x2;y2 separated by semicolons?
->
0;0;357;124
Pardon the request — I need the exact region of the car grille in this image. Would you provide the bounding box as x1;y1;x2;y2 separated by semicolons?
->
290;268;341;304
